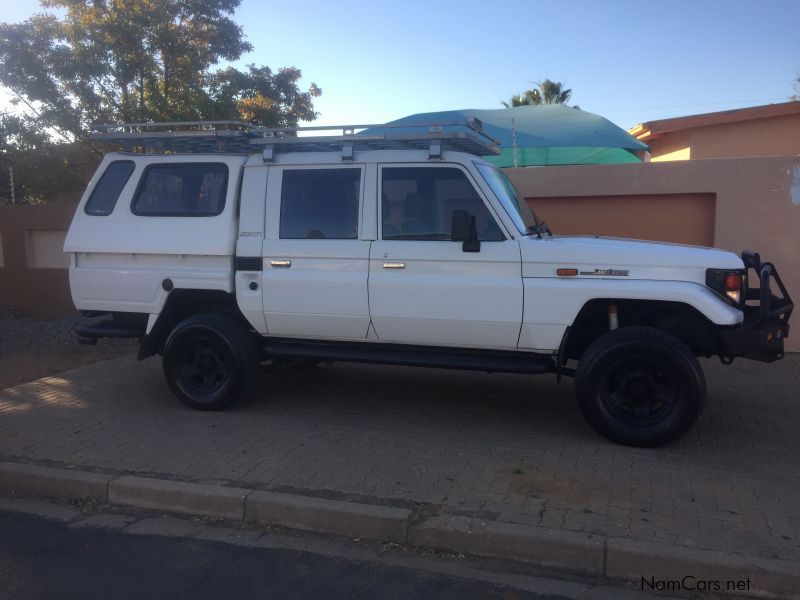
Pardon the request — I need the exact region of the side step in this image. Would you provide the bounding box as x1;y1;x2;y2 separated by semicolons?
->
76;320;145;345
262;339;556;375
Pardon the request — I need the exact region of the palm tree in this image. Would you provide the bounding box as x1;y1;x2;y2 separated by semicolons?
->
502;79;572;107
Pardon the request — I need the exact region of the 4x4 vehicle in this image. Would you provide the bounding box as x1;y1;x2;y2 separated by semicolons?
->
64;120;793;447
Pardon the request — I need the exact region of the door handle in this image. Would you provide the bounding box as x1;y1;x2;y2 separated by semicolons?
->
382;262;406;269
270;259;292;268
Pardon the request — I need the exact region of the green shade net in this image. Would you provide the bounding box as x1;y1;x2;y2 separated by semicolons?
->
364;105;648;167
485;146;643;167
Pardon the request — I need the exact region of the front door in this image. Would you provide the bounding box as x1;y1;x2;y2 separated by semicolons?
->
369;164;523;349
261;165;371;339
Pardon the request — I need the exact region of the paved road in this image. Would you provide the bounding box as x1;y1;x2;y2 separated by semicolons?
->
1;354;799;563
0;509;602;600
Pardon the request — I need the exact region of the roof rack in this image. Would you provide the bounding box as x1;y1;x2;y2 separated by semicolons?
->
91;121;262;154
90;119;500;159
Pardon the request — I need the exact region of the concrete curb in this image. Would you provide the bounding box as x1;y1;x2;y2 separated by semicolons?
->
408;515;605;577
2;460;799;599
0;461;112;502
245;490;410;544
108;476;250;520
607;538;800;600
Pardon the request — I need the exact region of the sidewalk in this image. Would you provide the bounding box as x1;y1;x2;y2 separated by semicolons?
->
1;354;799;582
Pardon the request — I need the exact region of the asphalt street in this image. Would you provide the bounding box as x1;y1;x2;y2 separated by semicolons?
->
0;510;573;600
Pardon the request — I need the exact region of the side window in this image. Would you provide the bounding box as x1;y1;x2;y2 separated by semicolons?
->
381;167;504;241
280;169;360;239
84;161;135;216
132;163;228;216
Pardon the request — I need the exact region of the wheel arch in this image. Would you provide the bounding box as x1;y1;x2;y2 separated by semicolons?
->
521;278;742;354
138;289;253;360
562;298;724;362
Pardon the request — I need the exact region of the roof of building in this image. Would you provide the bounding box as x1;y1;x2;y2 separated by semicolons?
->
629;101;800;142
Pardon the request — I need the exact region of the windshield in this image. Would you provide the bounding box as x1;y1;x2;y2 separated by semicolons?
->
475;163;540;234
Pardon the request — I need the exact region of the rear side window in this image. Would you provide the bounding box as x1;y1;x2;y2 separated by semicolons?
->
84;161;135;216
280;169;360;239
132;163;228;216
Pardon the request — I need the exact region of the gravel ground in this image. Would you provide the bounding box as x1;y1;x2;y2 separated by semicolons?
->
1;303;85;354
0;302;135;355
0;302;137;387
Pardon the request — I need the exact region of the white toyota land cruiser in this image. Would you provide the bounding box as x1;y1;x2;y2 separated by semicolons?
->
64;120;793;447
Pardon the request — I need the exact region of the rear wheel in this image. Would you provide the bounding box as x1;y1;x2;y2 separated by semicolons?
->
575;326;705;447
162;313;259;410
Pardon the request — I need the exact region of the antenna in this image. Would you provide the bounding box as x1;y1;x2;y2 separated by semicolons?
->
511;118;518;168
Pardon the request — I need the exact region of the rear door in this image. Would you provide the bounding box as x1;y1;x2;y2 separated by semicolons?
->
261;165;371;339
368;164;523;349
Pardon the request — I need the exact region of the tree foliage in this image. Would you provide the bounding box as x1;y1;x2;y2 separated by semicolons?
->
0;0;322;138
0;141;97;204
0;111;95;204
503;79;572;108
0;0;322;202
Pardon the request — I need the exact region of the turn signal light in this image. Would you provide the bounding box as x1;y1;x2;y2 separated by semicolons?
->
725;273;742;291
706;269;747;306
706;268;745;305
557;268;578;277
724;272;742;303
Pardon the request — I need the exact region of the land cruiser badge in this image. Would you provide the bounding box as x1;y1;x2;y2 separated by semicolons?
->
579;268;630;276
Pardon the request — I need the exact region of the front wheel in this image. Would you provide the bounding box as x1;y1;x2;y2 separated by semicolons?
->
162;313;259;411
575;326;705;447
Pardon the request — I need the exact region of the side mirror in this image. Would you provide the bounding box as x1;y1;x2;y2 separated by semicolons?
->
451;209;470;241
451;209;481;253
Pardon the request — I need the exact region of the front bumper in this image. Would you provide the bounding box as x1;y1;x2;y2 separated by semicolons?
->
717;252;793;362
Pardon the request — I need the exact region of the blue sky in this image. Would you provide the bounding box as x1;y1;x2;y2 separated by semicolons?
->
4;0;800;129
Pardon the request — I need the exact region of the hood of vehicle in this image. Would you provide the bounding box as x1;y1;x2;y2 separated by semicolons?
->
520;235;744;283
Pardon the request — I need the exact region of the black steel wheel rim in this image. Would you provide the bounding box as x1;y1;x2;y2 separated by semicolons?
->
178;335;230;395
599;357;679;427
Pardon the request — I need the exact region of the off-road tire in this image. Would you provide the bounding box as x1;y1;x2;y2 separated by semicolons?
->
575;326;705;447
162;313;259;410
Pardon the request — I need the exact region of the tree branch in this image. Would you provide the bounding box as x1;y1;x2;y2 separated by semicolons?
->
9;90;73;143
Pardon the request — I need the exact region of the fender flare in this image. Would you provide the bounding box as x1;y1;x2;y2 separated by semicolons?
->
520;278;743;352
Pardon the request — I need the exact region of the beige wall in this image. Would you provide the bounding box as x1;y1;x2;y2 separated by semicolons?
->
532;193;715;246
506;155;800;350
648;114;800;161
25;229;70;269
0;204;77;318
648;130;693;161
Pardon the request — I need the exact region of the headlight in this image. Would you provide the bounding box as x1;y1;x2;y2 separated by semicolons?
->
706;268;745;305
